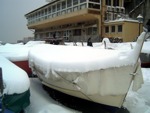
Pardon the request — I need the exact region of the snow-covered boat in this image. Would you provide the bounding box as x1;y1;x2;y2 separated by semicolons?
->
0;55;30;113
28;31;148;108
0;41;45;75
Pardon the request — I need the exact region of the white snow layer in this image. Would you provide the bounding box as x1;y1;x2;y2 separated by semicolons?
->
0;55;30;94
25;78;80;113
29;32;146;73
0;41;45;62
123;68;150;113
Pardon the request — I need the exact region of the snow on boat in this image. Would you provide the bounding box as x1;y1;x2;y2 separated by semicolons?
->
28;32;147;108
0;55;30;113
0;41;45;75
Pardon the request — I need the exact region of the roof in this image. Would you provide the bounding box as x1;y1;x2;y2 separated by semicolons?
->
104;18;139;24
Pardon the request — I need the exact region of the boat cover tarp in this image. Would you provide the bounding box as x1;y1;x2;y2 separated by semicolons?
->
29;32;146;96
2;89;30;113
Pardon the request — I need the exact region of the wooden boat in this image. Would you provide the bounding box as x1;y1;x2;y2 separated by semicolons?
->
0;55;30;113
28;31;148;108
12;60;32;75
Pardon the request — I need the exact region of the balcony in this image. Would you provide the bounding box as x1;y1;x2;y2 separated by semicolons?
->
25;0;101;29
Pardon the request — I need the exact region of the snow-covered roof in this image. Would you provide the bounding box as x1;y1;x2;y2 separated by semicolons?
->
0;55;30;94
105;18;139;24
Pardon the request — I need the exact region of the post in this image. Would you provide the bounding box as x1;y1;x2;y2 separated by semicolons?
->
137;14;143;36
0;67;4;113
0;68;3;94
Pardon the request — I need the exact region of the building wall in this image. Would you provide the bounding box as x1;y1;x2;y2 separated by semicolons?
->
25;0;132;42
103;21;142;42
123;22;141;42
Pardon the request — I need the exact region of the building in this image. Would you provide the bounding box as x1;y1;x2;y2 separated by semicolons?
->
25;0;141;43
104;19;142;42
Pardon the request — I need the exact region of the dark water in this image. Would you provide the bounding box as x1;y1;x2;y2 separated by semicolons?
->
43;85;129;113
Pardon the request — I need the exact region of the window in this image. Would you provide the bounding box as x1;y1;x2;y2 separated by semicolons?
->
67;0;72;7
111;26;115;32
89;3;100;9
118;25;122;32
73;0;78;5
57;3;61;11
62;1;66;9
80;0;86;3
113;0;119;6
73;29;81;36
105;26;109;33
45;9;47;15
48;7;51;13
52;5;56;12
93;27;97;34
89;0;100;3
106;0;111;5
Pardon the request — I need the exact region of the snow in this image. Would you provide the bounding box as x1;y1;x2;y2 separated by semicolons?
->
28;32;146;73
123;68;150;113
0;44;30;61
0;41;45;61
29;44;135;73
141;42;150;54
25;78;80;113
105;18;139;23
0;55;30;95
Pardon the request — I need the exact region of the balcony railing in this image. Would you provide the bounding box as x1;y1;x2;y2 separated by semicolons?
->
26;0;101;25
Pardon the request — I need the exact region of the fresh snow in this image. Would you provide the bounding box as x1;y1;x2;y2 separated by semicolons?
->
0;41;45;61
0;55;30;94
25;78;80;113
123;68;150;113
28;32;146;73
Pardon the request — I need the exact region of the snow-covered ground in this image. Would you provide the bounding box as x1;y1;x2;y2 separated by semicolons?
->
25;78;81;113
124;68;150;113
24;68;150;113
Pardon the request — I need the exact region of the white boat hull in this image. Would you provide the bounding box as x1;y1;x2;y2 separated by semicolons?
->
32;63;143;108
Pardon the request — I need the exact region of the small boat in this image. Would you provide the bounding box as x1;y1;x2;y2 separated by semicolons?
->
0;55;30;113
0;41;45;75
28;31;148;108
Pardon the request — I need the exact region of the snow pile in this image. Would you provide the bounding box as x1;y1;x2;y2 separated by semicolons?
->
0;44;30;61
25;78;80;113
0;41;46;62
124;68;150;113
0;55;30;94
141;41;150;54
29;43;135;73
25;41;45;47
29;32;147;73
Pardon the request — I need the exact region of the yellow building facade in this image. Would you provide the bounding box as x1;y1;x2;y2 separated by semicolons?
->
25;0;141;42
104;19;143;42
